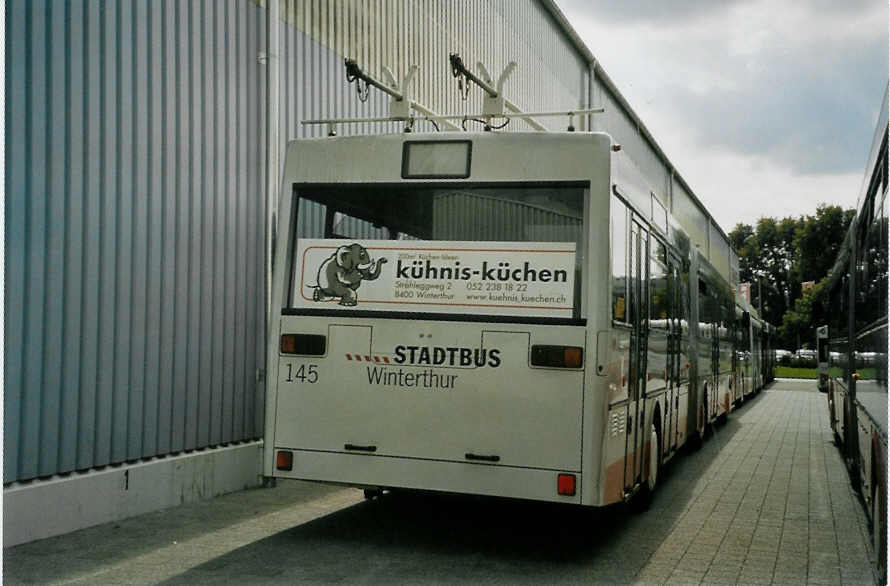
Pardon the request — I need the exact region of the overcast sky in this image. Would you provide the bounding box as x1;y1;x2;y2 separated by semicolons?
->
555;0;888;231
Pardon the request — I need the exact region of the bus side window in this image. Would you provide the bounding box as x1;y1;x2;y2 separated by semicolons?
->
611;197;629;323
678;265;689;336
698;279;708;331
649;241;669;328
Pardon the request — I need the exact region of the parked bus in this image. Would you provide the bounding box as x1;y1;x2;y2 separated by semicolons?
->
733;298;772;402
816;325;829;392
732;299;746;406
820;85;887;581
762;322;776;385
264;131;756;510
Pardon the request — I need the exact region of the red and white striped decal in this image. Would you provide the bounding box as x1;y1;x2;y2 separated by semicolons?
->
345;353;390;364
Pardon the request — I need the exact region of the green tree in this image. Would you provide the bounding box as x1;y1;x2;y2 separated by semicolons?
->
729;222;754;253
792;205;856;283
780;279;827;350
730;206;855;349
729;217;798;330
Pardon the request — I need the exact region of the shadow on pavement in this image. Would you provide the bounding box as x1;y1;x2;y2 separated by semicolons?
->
160;399;758;585
2;480;349;584
6;392;768;585
159;491;628;584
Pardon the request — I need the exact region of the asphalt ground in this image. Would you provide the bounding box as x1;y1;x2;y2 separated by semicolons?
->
4;379;880;585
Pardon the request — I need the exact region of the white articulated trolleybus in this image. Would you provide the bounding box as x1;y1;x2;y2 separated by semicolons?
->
264;58;745;509
734;298;771;402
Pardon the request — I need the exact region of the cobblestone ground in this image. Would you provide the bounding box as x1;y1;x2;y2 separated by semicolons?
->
4;381;879;585
631;380;877;586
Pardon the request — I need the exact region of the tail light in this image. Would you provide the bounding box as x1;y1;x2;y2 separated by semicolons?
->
276;450;293;471
280;334;326;355
531;345;583;368
557;473;576;496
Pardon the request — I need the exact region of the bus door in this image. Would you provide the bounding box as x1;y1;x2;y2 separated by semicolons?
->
698;278;717;423
707;297;719;419
731;310;741;404
744;316;753;395
666;255;683;452
816;325;829;391
625;219;649;490
712;318;720;416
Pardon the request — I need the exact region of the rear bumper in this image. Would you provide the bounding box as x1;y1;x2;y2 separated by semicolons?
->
271;448;583;505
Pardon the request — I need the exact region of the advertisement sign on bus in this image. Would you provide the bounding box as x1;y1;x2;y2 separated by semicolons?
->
292;239;576;318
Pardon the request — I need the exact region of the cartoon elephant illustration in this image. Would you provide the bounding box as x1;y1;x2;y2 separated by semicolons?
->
311;243;387;306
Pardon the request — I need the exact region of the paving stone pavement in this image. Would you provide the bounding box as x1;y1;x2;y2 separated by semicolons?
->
4;380;880;585
631;380;878;586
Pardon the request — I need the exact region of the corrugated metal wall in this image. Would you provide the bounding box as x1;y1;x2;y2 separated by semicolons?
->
5;0;268;484
709;220;731;278
6;0;738;485
592;63;736;282
595;85;670;199
432;192;582;241
5;0;592;485
277;0;589;141
672;179;709;256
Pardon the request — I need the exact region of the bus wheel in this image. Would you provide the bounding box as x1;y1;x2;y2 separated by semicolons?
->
633;424;660;512
702;391;713;439
647;423;661;494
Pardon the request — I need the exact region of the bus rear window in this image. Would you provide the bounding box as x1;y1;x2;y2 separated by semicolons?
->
286;183;587;319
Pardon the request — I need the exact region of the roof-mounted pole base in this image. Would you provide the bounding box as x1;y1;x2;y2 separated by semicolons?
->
389;99;411;119
483;95;506;118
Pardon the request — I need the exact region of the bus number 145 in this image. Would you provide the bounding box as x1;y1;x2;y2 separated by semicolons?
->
285;363;319;384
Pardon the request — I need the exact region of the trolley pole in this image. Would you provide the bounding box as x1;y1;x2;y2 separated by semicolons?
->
259;0;282;485
265;0;280;329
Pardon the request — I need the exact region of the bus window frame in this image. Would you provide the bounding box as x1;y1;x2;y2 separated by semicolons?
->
611;194;631;326
649;238;670;328
611;190;680;330
283;181;591;324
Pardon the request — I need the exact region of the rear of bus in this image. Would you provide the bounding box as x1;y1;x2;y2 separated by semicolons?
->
264;132;613;506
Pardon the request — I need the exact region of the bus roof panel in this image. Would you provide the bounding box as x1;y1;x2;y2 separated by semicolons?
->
284;132;614;186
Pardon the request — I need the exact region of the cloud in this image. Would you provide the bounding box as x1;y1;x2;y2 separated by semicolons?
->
556;0;743;25
557;0;887;176
678;147;862;230
557;0;881;28
664;43;886;174
553;0;886;232
627;110;863;229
